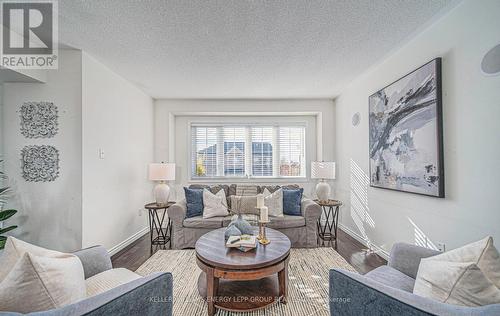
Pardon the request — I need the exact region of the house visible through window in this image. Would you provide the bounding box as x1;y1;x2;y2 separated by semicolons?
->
191;124;305;179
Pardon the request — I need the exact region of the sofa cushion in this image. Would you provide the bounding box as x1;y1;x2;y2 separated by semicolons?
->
235;184;258;196
365;265;416;293
224;214;259;226
0;252;86;313
258;184;300;194
267;215;305;229
184;187;204;218
86;268;141;297
183;216;224;229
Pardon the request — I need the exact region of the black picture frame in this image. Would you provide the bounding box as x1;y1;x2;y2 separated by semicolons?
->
368;58;444;198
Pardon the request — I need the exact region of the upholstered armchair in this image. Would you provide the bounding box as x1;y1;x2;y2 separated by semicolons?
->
329;243;500;315
0;246;173;316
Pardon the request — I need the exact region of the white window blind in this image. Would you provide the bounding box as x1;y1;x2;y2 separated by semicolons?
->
279;127;305;177
191;124;306;179
251;127;274;176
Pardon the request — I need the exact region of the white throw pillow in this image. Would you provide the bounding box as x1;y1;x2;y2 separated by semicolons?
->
0;252;86;313
414;260;500;306
0;236;64;282
421;236;500;288
263;188;284;217
203;188;229;219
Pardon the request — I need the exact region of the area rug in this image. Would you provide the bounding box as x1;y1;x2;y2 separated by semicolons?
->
136;248;356;316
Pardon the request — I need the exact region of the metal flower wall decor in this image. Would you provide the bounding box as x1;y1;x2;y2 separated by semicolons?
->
20;102;58;138
21;145;60;182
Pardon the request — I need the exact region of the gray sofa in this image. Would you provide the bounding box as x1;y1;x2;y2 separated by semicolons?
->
0;246;173;316
168;184;322;249
329;243;500;315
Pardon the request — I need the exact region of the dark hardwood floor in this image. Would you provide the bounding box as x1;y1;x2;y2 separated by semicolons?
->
111;228;386;274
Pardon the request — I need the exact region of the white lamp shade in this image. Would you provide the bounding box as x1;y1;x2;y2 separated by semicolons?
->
149;163;176;181
311;161;336;180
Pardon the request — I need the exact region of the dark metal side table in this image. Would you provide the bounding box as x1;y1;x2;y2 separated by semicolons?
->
145;202;175;251
314;199;342;248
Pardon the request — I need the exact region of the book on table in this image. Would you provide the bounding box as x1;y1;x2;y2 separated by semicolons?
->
226;235;257;249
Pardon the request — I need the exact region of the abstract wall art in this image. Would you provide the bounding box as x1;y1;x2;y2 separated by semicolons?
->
21;145;60;182
369;58;444;197
20;102;58;138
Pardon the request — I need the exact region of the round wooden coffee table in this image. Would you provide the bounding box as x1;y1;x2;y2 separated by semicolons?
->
195;227;291;316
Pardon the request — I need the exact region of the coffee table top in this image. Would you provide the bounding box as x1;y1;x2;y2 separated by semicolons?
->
195;227;291;270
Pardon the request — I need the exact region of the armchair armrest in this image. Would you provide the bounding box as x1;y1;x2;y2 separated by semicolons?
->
167;199;187;224
301;198;321;220
388;243;440;279
329;269;500;316
32;272;173;316
73;245;112;279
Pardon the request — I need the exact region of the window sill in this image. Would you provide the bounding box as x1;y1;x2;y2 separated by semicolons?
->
188;177;309;184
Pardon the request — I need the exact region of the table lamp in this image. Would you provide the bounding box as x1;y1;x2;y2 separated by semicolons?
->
149;162;176;205
311;161;335;201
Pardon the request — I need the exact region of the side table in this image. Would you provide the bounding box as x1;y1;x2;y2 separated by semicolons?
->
314;199;342;247
145;202;175;251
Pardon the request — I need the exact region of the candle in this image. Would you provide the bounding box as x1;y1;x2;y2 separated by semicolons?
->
257;194;264;208
260;206;269;222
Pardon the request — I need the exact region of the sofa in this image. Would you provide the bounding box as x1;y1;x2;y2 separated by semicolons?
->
167;184;322;249
329;243;500;315
0;245;173;316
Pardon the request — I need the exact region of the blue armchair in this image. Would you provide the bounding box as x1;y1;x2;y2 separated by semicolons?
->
0;246;173;316
329;243;500;315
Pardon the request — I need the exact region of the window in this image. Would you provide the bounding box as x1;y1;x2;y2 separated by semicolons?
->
191;124;305;179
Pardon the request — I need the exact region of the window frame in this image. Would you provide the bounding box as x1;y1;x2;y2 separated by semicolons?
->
188;121;307;181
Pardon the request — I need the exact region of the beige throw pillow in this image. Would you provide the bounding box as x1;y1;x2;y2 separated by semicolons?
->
414;236;500;307
230;195;259;215
0;252;86;313
423;236;500;288
202;188;229;219
263;188;284;217
414;260;500;306
0;236;64;282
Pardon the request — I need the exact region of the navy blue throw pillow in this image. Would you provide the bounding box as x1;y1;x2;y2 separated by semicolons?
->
283;188;303;216
184;187;204;218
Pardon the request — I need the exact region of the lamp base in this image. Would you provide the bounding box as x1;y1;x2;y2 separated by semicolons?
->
154;182;170;205
316;181;331;201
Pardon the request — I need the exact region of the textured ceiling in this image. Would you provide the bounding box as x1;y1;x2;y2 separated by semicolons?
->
59;0;455;99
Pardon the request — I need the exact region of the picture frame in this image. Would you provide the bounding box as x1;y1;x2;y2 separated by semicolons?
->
368;58;444;197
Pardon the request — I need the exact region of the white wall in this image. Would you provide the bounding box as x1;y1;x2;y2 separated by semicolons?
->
2;50;83;252
154;99;335;200
82;53;154;252
335;0;500;257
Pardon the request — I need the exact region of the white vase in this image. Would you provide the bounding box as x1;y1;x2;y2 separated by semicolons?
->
154;182;170;205
316;181;331;201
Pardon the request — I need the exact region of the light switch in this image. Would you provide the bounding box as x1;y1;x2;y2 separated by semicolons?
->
98;148;105;159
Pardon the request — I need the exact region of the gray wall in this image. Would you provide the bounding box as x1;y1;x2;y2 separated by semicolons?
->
2;50;83;252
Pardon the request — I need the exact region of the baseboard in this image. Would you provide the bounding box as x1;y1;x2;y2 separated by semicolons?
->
108;226;149;256
338;223;390;260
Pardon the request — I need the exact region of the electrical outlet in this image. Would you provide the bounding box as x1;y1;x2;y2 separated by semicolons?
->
138;209;143;217
436;242;446;252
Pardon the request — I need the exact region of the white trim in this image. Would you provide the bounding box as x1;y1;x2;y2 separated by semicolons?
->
108;226;149;256
338;223;390;260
